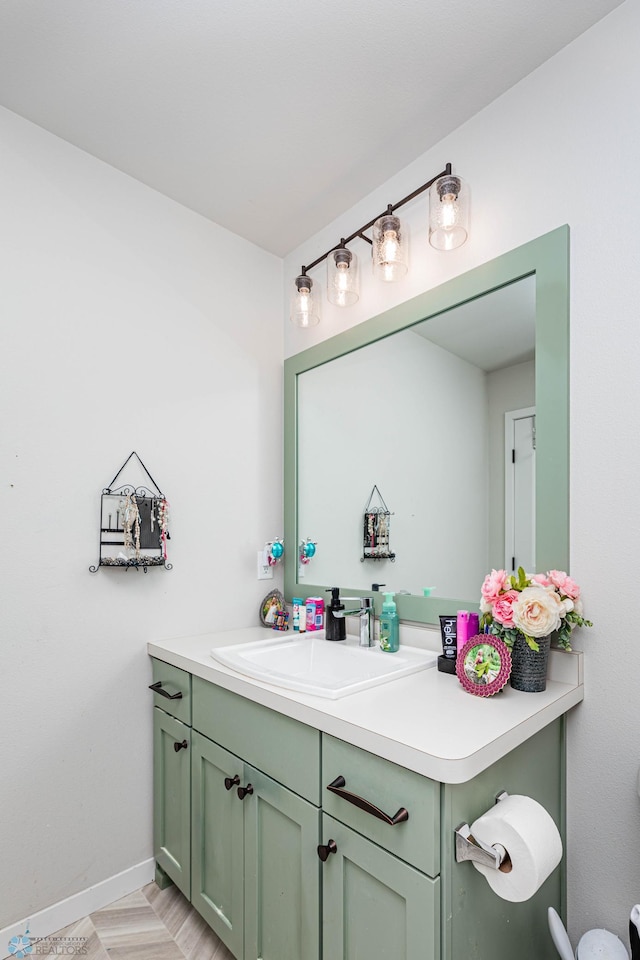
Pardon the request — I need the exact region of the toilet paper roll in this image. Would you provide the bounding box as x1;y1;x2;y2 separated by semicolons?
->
470;794;562;902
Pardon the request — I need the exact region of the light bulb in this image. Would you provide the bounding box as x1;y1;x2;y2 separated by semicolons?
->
382;229;399;264
440;193;458;229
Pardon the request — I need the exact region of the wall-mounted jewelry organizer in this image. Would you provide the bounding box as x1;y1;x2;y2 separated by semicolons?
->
361;485;396;562
89;451;172;572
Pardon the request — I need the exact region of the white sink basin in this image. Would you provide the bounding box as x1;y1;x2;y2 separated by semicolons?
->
210;632;438;699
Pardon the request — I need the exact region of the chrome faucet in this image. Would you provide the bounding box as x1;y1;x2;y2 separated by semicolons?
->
331;597;374;647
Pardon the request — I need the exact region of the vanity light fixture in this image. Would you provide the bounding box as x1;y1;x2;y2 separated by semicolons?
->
290;162;468;326
429;175;469;250
291;273;320;328
372;207;408;282
327;243;359;306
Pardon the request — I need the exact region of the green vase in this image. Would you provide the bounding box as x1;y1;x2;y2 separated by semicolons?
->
509;634;550;692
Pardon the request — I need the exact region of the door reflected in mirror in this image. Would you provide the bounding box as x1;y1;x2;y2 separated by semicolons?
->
297;277;536;599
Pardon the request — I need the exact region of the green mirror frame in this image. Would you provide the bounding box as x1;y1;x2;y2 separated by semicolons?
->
284;226;569;625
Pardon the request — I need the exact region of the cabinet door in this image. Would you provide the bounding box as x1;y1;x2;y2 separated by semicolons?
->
243;764;321;960
191;731;244;959
321;814;439;960
153;708;191;898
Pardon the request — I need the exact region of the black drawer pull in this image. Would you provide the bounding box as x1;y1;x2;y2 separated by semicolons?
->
317;840;338;862
224;774;240;791
237;783;254;800
327;775;409;826
149;681;183;700
174;739;188;752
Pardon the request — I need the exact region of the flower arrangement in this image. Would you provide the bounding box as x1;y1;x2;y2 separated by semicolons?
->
480;567;592;652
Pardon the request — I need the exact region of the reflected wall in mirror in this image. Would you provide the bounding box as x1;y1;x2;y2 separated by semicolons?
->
284;227;569;625
297;277;535;599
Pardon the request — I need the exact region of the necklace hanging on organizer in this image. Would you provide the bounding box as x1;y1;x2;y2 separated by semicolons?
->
361;485;396;562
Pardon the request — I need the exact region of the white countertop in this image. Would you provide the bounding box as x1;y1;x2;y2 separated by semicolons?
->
148;627;583;784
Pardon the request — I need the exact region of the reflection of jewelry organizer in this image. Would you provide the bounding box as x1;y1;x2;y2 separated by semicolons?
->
89;451;172;572
361;485;396;562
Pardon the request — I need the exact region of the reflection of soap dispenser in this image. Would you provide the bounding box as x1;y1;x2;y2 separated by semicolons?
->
325;587;346;642
380;592;399;652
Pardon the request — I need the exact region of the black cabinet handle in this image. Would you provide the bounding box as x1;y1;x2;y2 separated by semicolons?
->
224;774;240;791
174;739;188;752
237;783;254;800
149;681;183;700
327;775;409;826
317;840;338;862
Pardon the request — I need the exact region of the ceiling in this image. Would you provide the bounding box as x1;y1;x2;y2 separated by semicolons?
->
413;276;535;373
0;0;624;257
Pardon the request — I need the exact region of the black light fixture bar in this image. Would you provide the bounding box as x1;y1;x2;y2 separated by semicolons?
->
299;162;452;276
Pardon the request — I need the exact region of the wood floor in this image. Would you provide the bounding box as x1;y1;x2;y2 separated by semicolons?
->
47;883;234;960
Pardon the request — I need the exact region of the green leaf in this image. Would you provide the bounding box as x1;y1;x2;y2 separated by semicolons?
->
524;634;540;652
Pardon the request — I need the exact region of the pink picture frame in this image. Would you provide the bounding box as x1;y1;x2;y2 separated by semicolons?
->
456;634;512;697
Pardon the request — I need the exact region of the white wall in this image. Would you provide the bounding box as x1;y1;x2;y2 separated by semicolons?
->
284;0;640;943
0;106;283;929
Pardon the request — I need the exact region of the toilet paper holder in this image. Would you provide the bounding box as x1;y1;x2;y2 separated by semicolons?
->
454;791;509;871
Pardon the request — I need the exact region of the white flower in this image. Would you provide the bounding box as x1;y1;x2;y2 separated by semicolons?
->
512;586;563;638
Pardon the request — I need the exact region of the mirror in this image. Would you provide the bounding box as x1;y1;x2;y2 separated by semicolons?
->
297;277;535;599
284;227;569;624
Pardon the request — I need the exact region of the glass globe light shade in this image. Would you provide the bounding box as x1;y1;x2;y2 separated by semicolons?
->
290;275;320;327
429;175;469;250
327;247;359;307
372;213;408;282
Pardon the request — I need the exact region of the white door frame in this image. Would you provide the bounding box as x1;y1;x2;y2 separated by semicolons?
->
504;406;536;572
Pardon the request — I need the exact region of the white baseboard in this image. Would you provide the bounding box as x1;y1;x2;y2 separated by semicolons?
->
1;858;155;960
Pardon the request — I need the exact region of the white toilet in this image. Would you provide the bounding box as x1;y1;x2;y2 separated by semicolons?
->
549;908;629;960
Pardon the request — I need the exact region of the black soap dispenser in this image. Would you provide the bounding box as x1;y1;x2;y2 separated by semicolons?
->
325;587;346;642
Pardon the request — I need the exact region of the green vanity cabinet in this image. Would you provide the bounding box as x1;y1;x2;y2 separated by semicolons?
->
242;763;321;960
320;814;440;960
152;668;322;960
151;658;566;960
440;719;565;960
151;660;192;899
190;731;244;957
320;733;441;960
190;730;321;960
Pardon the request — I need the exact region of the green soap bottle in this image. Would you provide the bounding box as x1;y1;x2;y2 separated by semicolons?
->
379;592;399;653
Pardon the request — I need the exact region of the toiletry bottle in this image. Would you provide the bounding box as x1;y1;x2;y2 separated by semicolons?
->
305;597;325;632
305;598;315;632
292;597;302;632
325;587;346;641
439;614;457;660
457;610;471;654
379;592;399;653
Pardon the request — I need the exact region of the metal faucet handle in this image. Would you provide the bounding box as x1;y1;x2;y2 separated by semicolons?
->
339;596;373;608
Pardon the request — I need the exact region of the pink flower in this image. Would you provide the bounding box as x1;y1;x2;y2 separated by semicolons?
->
481;569;509;604
547;570;580;600
531;573;551;587
492;590;519;627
